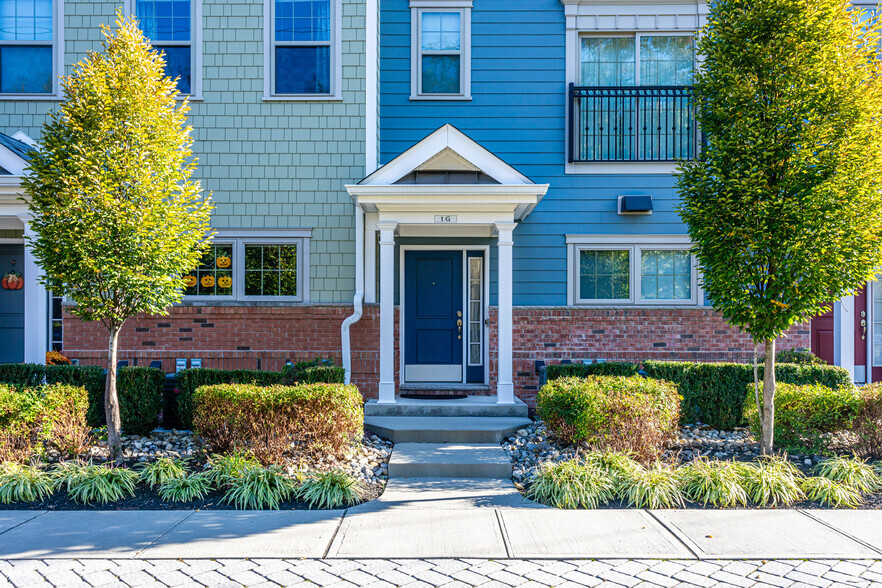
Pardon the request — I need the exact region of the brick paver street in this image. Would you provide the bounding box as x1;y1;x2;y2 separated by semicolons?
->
1;558;881;588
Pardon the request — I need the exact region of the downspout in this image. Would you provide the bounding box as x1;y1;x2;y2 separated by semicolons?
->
342;206;364;385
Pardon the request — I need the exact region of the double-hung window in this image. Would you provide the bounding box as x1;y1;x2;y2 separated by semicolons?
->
183;232;310;302
0;0;59;96
568;237;699;306
411;0;471;100
268;0;340;99
573;33;695;162
131;0;199;96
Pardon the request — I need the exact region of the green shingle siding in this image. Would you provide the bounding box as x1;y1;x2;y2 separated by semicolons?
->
0;0;365;303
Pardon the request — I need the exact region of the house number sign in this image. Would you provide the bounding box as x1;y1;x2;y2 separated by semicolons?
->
434;215;457;223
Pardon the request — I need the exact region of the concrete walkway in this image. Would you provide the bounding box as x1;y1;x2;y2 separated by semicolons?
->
1;482;882;560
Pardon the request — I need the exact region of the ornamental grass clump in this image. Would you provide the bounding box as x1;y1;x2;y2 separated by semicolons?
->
138;457;187;488
193;382;363;464
739;457;804;507
223;465;294;510
580;450;641;495
295;470;365;509
526;460;616;509
55;461;139;505
621;462;684;509
537;376;680;463
679;458;749;508
158;472;213;502
801;476;862;508
813;455;882;494
0;463;55;504
205;451;260;487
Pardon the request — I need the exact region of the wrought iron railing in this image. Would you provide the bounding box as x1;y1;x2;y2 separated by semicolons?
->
568;84;698;163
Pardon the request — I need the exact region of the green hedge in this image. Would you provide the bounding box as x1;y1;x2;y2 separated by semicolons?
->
45;365;106;427
745;381;861;452
177;368;283;429
192;382;363;463
545;361;639;380
0;383;90;461
281;358;341;385
537;375;680;462
117;367;164;435
642;360;854;429
0;364;45;388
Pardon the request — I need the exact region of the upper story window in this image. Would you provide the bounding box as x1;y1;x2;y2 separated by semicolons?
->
132;0;200;96
183;233;310;302
266;0;340;100
0;0;60;97
570;33;697;163
410;0;471;100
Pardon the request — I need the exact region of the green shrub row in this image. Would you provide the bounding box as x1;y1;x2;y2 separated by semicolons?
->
537;375;680;463
0;383;90;462
177;363;345;429
545;362;639;380
0;364;163;435
192;382;363;464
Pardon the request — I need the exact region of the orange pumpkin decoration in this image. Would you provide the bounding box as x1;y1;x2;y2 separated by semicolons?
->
218;275;232;289
183;275;198;288
200;275;216;288
216;255;232;268
1;272;22;290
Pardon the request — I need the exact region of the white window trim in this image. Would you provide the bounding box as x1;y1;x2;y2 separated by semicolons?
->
263;0;342;101
183;229;311;303
0;0;64;101
123;0;202;100
409;0;472;101
566;235;703;307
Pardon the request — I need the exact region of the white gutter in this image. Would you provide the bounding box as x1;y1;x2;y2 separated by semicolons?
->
341;0;377;385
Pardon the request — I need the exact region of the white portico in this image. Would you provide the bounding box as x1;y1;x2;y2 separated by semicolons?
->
346;125;548;405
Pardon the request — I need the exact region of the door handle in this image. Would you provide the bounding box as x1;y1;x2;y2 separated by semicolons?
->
457;318;462;339
862;319;867;341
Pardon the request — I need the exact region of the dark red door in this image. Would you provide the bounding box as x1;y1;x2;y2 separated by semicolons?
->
811;309;835;366
855;285;868;383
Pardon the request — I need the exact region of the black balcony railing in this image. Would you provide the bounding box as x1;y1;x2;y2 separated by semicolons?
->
568;84;698;163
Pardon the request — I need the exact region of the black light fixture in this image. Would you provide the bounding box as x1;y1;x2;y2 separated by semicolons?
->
618;194;653;215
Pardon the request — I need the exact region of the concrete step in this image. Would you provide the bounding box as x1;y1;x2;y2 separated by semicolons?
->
387;443;513;479
365;396;529;418
365;416;532;443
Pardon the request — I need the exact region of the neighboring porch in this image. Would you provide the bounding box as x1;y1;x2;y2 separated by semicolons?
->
346;125;548;406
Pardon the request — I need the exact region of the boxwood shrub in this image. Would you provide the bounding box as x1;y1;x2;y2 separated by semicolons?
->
642;360;854;429
177;368;283;429
281;358;343;385
45;365;106;427
192;382;363;464
537;375;680;462
0;364;45;388
744;381;861;452
117;367;164;435
0;383;89;462
545;361;639;381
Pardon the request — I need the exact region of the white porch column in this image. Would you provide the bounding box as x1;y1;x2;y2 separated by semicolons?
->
377;222;397;403
495;222;516;405
834;294;855;381
19;216;49;364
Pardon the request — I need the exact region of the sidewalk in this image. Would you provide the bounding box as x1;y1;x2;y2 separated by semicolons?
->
1;479;881;560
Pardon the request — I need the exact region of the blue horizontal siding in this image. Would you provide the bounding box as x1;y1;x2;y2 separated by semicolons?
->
379;0;689;307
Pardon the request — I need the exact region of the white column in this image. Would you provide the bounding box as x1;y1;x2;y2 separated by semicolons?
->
834;294;855;381
495;222;516;405
377;222;397;403
19;216;49;364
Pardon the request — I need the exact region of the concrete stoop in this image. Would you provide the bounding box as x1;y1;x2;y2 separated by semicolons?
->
388;443;513;479
364;416;531;443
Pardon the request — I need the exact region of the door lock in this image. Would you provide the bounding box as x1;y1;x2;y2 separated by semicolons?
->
457;310;462;317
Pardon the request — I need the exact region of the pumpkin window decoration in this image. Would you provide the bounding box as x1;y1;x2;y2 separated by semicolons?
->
216;255;232;269
218;275;233;289
200;275;216;288
183;275;198;288
1;260;22;290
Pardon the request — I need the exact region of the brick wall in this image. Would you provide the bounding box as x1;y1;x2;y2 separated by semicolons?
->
64;304;810;407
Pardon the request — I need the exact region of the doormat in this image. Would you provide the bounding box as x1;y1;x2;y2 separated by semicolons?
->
400;393;468;400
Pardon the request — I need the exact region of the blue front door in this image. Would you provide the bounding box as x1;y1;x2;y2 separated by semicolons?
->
404;250;463;382
0;245;25;364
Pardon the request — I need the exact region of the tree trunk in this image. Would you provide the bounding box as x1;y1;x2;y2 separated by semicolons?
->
761;338;776;455
105;325;123;462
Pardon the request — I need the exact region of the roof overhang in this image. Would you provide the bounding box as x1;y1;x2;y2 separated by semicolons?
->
347;124;548;226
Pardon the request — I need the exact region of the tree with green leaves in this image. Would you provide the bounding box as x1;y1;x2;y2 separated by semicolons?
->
678;0;882;453
24;14;213;460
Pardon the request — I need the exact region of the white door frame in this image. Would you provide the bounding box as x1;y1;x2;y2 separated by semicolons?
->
399;244;490;386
